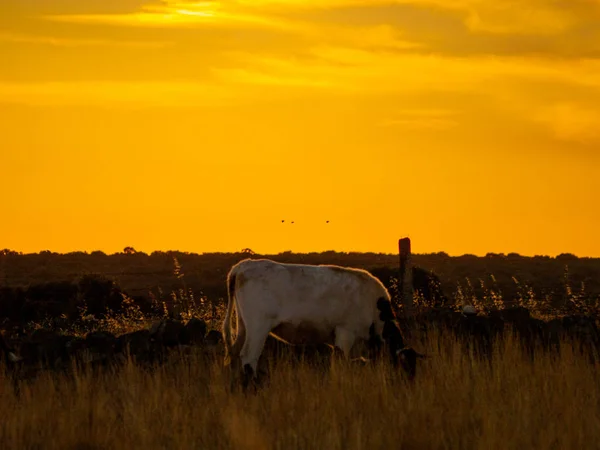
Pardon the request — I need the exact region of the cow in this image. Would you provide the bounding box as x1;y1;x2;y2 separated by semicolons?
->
222;258;424;388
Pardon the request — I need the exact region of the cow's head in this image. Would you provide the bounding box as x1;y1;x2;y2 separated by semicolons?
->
382;319;426;380
396;347;426;381
377;297;396;322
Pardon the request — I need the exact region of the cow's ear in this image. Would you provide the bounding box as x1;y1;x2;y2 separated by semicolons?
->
397;348;427;360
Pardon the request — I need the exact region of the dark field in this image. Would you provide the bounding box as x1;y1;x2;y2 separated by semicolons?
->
1;250;600;449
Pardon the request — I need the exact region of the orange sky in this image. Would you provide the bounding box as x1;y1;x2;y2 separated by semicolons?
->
1;0;599;257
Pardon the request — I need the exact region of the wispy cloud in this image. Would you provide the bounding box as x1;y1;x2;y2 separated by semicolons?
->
233;0;599;35
40;1;424;51
535;103;600;144
42;1;291;30
33;0;600;59
0;81;238;106
0;31;170;48
216;47;600;94
295;23;424;52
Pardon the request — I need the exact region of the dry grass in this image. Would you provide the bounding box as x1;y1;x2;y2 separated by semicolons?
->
1;327;599;450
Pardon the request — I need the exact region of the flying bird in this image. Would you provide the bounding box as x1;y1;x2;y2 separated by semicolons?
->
280;219;330;224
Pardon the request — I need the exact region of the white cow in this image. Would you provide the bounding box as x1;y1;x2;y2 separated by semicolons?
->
222;258;421;385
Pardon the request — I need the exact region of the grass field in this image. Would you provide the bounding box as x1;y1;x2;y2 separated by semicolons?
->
1;325;598;450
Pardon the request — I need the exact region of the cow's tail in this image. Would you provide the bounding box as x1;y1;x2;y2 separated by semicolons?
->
222;269;237;366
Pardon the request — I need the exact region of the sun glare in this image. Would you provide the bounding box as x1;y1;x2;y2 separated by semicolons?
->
175;9;216;17
172;1;219;16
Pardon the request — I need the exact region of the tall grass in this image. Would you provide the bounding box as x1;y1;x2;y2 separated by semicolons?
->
1;326;598;450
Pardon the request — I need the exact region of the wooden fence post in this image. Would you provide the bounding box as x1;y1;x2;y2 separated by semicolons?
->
399;237;414;317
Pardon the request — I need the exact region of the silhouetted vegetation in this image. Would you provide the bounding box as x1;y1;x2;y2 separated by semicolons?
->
0;249;599;326
2;248;600;449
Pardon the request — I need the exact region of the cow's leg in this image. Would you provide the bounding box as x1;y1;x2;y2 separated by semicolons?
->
367;322;384;361
334;327;356;359
330;328;357;372
239;322;272;390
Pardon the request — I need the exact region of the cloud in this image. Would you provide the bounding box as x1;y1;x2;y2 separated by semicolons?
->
0;81;240;106
42;1;292;30
462;1;584;35
295;23;424;51
213;49;464;93
233;0;600;35
28;0;600;63
0;31;170;48
535;103;600;144
39;0;424;53
0;0;162;15
13;0;600;41
216;47;600;95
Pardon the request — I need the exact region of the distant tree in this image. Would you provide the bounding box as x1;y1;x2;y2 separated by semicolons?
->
0;249;20;256
123;247;137;255
241;248;255;255
91;250;107;257
557;253;578;261
533;255;551;260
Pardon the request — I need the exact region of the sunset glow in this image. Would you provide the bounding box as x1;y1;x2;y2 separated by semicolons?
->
1;0;599;256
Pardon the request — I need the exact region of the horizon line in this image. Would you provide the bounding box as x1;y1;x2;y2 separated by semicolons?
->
1;248;597;259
